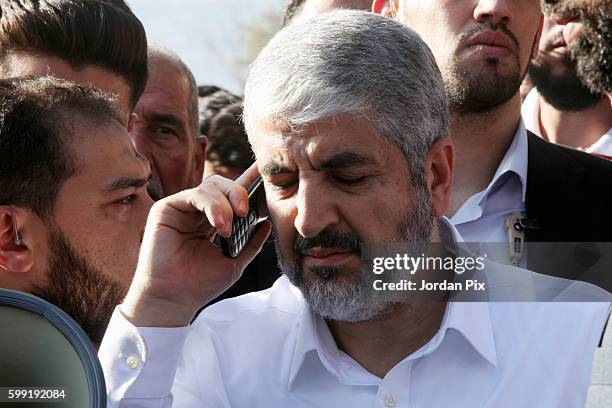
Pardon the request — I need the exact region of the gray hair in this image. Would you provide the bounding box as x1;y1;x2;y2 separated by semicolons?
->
243;10;449;183
147;44;199;138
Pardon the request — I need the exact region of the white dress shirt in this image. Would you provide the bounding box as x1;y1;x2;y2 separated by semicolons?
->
451;121;528;265
99;220;611;408
522;88;612;156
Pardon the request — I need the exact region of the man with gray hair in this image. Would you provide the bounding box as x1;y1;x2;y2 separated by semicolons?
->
131;46;206;200
99;11;609;407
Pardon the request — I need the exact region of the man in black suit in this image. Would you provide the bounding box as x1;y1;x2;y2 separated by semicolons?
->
374;0;612;285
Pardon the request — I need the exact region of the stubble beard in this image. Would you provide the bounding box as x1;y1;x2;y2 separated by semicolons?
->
30;227;126;347
444;23;523;114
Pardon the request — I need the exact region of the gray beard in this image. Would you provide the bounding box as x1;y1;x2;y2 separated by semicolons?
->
276;183;434;323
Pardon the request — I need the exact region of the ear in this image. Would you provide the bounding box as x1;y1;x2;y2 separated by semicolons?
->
372;0;396;17
127;112;140;133
0;207;35;274
194;135;208;183
531;13;544;60
423;138;454;218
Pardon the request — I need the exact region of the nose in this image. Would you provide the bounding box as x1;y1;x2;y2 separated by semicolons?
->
139;191;154;230
474;0;511;25
143;193;154;214
293;179;340;238
131;128;160;192
140;158;155;215
131;127;153;163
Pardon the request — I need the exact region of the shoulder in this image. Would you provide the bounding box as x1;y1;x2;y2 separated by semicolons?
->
527;131;612;177
191;276;304;336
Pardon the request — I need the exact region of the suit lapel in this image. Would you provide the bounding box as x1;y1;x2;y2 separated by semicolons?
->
525;131;587;242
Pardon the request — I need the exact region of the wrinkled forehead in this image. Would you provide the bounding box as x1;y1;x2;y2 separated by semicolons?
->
249;114;396;169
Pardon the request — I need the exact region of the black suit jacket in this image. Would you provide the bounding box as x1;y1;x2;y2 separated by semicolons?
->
525;131;612;242
524;131;612;289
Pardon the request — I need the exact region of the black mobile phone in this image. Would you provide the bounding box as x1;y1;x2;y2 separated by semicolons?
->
217;176;269;258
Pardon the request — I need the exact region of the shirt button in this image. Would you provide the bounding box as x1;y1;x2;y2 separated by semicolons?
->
384;394;397;407
126;355;139;369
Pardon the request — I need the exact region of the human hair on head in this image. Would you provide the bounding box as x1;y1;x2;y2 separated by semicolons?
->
199;87;243;137
0;76;120;219
244;10;449;185
206;103;254;174
282;0;306;26
0;0;148;108
148;44;199;137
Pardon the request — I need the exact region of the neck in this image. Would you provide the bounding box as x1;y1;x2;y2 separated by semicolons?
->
448;95;522;215
327;301;447;378
538;96;612;150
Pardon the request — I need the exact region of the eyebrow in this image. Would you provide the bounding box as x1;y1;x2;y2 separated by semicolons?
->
143;112;184;130
319;151;373;170
261;151;374;177
104;173;152;192
261;161;292;176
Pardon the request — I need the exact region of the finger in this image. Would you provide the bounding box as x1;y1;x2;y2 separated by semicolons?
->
235;162;260;190
234;220;273;269
158;185;234;237
202;175;249;218
199;186;235;237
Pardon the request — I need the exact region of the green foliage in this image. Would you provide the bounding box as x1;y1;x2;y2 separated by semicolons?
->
233;9;283;86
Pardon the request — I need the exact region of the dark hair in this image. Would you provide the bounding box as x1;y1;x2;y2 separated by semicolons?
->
206;104;254;173
198;88;242;136
198;85;222;98
282;0;373;26
283;0;306;26
0;0;148;108
0;76;119;218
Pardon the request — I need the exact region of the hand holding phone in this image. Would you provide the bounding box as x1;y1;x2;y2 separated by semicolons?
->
217;176;269;258
120;165;272;328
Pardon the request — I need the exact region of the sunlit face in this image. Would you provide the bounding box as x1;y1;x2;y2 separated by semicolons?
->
49;119;153;293
250;115;435;321
131;56;203;200
27;119;153;345
395;0;542;112
1;52;133;125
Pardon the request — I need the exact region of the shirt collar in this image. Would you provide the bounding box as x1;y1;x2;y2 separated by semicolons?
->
586;131;612;156
445;302;497;367
287;218;498;389
487;119;528;203
521;87;542;138
523;88;612;156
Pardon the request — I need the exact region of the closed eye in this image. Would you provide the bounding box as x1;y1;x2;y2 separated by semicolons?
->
332;175;366;185
271;179;298;191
